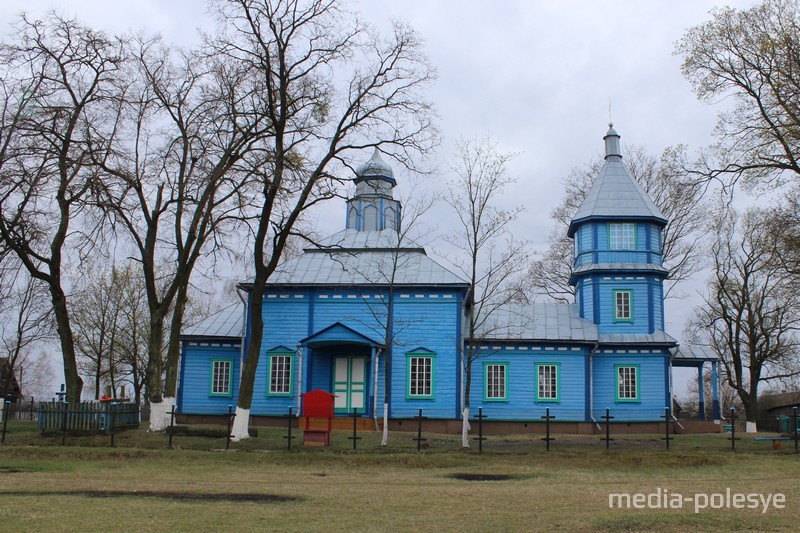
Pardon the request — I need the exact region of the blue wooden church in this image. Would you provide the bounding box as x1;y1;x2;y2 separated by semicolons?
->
178;126;720;430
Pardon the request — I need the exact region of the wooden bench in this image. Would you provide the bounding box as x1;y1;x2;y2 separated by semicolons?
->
753;437;791;450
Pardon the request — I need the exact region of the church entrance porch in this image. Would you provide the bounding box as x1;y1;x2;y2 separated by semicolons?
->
298;322;383;419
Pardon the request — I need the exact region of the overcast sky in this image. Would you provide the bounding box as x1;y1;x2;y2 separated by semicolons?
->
1;1;758;396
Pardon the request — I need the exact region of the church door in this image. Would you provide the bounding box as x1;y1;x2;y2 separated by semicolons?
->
333;355;366;414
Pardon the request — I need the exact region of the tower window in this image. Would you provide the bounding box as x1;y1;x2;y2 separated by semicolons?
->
609;223;635;250
613;290;633;322
363;205;378;231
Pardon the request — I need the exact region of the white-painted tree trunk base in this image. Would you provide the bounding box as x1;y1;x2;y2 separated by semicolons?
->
148;398;175;432
381;403;389;446
230;407;251;441
461;407;471;448
745;421;757;433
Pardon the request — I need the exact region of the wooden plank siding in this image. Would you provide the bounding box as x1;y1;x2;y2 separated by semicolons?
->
591;351;669;421
467;346;589;421
246;288;463;419
178;342;241;414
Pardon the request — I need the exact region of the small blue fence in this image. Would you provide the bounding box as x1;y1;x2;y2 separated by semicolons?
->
38;401;140;433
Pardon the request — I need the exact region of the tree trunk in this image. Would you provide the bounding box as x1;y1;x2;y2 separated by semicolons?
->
461;358;472;448
146;315;167;431
232;270;267;442
381;403;389;446
164;283;188;398
50;285;83;405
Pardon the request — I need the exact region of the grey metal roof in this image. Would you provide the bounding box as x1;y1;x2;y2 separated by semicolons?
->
569;263;670;285
671;344;718;364
476;302;678;345
266;230;468;287
183;304;244;339
572;263;669;276
476;303;598;342
598;331;677;345
311;229;423;252
568;126;667;236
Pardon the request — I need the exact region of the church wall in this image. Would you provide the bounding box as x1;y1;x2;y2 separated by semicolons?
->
595;276;654;335
466;345;588;421
179;342;241;415
591;350;669;421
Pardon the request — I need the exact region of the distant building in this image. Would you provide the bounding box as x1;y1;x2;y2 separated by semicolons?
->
0;358;23;403
177;126;720;431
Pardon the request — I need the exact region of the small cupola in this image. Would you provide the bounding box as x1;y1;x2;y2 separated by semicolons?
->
604;123;622;161
346;148;402;232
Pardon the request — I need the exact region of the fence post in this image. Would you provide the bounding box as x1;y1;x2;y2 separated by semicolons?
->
347;408;362;451
284;407;295;451
793;406;798;454
729;407;739;452
473;408;487;453
109;402;117;448
225;405;235;450
601;408;614;450
541;408;555;451
168;404;176;450
61;401;68;446
1;397;10;444
413;409;428;452
661;407;673;450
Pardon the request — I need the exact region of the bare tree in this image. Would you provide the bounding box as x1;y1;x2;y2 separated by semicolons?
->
0;267;51;402
91;32;266;429
216;0;437;441
529;145;706;302
70;263;154;405
686;208;800;432
445;136;529;448
71;264;124;400
0;14;124;404
676;0;800;190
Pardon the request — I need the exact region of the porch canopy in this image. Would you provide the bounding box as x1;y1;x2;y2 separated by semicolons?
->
671;345;720;421
299;322;383;348
298;322;383;417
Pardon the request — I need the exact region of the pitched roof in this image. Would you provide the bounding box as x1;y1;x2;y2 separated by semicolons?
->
475;303;598;342
568;125;667;237
475;302;678;345
182;304;243;339
261;230;468;287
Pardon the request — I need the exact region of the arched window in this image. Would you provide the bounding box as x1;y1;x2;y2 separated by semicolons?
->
363;204;378;231
347;206;357;229
384;206;396;230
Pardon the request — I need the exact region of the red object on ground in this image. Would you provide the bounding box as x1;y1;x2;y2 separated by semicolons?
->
301;389;336;446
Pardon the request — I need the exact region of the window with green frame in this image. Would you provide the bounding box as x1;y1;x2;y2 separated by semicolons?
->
609;222;636;250
613;290;633;323
484;363;508;401
267;352;293;396
210;359;232;397
535;363;559;402
407;351;435;399
615;365;639;402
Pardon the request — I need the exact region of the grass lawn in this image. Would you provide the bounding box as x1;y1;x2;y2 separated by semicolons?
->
0;421;798;532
